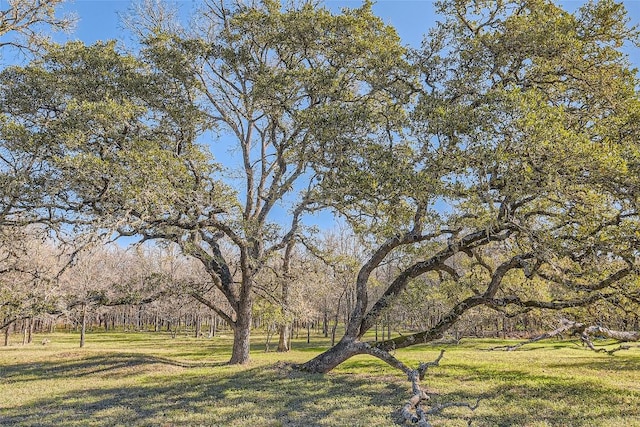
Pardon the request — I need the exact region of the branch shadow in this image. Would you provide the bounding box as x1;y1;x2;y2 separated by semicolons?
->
429;362;640;426
1;353;226;383
3;349;639;426
1;357;408;427
547;355;640;372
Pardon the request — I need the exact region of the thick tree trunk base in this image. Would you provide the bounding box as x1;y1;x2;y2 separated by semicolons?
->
229;325;251;365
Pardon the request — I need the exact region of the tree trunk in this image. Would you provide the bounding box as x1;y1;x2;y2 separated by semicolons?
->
80;305;87;348
28;318;33;344
331;292;344;346
298;337;364;374
385;313;391;340
331;318;339;347
278;243;293;352
277;278;291;352
209;315;216;338
171;322;178;338
323;306;329;337
136;305;142;330
195;315;201;338
265;325;274;352
230;323;251;364
229;300;252;364
4;326;9;346
277;322;290;352
22;319;28;345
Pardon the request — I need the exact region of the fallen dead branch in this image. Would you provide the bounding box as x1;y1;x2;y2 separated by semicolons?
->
488;319;640;354
399;349;480;426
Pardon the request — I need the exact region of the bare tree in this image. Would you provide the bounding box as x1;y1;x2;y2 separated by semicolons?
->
0;227;64;344
0;0;75;58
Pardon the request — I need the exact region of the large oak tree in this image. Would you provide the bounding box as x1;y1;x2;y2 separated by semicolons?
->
300;0;640;375
0;0;411;364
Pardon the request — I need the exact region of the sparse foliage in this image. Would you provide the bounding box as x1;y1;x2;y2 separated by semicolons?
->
0;0;75;58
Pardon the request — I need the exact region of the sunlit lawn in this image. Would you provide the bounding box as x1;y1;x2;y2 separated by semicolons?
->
1;329;639;426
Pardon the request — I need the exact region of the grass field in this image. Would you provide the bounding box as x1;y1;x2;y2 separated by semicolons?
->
1;330;639;426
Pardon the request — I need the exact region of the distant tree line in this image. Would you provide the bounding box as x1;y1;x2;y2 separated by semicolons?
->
3;227;639;350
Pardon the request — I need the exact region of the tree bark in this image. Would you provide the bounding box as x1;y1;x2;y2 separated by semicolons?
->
27;318;33;344
230;323;251;364
80;304;87;348
229;300;252;364
323;306;329;337
298;337;365;373
277;322;290;352
195;314;201;338
22;319;27;345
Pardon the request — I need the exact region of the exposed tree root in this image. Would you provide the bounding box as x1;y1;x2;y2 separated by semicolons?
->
488;319;640;354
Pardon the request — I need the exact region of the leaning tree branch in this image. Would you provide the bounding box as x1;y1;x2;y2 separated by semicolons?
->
189;292;235;328
358;225;516;337
398;350;444;427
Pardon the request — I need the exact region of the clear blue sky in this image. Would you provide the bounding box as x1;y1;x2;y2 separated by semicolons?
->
58;1;436;46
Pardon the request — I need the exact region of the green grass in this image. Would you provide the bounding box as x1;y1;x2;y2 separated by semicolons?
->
1;331;640;426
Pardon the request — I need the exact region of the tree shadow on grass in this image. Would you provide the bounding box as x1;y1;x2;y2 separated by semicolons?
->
547;355;640;372
432;363;640;426
4;352;639;427
1;353;227;383
295;352;640;426
0;357;408;427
